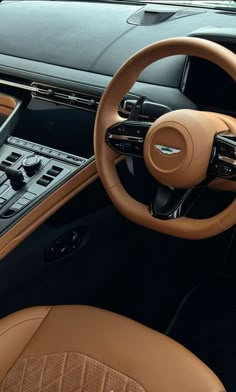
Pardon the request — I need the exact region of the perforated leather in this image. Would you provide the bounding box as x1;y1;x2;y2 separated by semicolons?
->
0;352;145;392
0;306;226;392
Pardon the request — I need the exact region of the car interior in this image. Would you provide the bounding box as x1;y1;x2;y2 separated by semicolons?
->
0;0;236;391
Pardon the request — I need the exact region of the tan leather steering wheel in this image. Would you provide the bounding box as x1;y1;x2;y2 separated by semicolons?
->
94;37;236;239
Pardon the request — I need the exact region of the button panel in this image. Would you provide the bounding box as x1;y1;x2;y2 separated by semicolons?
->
208;134;236;180
24;192;37;201
8;137;87;167
6;152;21;163
0;161;11;172
37;175;53;187
0;198;6;206
45;227;88;261
105;120;151;158
46;166;63;177
0;139;88;225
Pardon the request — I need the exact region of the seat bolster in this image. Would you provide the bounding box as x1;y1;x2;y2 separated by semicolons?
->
0;306;51;383
21;305;225;392
0;306;226;392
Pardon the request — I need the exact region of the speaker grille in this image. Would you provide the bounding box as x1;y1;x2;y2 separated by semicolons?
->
141;11;175;25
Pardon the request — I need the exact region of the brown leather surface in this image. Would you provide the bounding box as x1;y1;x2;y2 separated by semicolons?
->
0;160;98;260
0;38;236;256
0;352;145;392
0;306;51;383
0;305;225;392
94;37;236;239
209;178;236;192
0;95;16;116
144;110;227;188
0;156;124;260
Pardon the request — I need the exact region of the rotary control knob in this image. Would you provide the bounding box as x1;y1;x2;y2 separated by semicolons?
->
22;155;42;176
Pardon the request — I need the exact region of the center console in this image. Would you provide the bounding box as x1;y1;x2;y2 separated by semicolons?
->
0;91;89;236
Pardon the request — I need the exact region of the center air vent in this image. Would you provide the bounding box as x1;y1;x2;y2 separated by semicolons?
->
31;83;100;112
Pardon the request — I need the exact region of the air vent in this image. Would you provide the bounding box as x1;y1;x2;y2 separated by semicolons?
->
141;11;175;25
31;83;100;112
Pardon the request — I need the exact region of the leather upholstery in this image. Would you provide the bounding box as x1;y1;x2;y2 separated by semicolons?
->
0;305;225;392
94;37;236;239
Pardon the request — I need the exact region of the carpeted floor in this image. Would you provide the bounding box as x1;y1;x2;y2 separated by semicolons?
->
168;274;236;392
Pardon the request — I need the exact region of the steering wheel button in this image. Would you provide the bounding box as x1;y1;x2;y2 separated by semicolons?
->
116;126;124;134
134;144;142;153
123;142;132;152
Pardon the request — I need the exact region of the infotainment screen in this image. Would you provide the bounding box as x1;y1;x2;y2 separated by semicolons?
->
14;99;96;159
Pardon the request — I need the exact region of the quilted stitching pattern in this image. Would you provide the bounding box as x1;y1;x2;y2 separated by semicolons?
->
0;352;145;392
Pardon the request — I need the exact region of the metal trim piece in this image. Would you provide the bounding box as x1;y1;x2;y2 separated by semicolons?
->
218;154;236;166
0;78;100;111
108;134;143;143
31;82;100;111
0;78;37;92
155;144;182;155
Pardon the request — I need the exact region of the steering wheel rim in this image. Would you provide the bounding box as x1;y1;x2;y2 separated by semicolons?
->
94;37;236;239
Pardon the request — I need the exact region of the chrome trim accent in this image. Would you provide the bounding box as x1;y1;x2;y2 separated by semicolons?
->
218;154;236;166
0;78;37;92
31;82;100;110
7;136;87;167
108;134;143;143
155;144;182;155
0;78;100;111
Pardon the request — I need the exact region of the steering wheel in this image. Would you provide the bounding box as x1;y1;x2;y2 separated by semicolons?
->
94;37;236;239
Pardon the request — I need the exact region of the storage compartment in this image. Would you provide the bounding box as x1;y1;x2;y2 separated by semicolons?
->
0;90;29;147
0;95;16;127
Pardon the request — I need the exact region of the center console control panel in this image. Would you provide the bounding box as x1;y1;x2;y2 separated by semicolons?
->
0;137;88;233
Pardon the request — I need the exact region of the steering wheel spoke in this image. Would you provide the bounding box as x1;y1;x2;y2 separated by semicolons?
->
150;180;211;220
105;120;152;158
95;37;236;239
208;132;236;179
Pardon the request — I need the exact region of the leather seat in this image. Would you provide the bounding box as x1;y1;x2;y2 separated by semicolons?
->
0;306;224;392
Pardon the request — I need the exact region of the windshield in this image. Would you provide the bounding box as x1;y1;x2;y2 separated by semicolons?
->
2;0;236;11
125;0;236;10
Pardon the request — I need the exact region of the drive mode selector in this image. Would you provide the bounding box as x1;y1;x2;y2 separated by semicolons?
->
22;155;42;176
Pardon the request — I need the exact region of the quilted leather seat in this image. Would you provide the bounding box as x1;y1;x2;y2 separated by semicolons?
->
0;305;225;392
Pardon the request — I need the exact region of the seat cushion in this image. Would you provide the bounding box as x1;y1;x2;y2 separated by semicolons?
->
0;305;225;392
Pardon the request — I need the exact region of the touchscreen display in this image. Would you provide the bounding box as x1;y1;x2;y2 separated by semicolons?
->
14;99;96;159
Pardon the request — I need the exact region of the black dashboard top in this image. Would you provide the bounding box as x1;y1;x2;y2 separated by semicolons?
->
0;0;235;91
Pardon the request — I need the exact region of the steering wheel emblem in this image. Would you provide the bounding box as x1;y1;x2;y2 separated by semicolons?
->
155;144;182;155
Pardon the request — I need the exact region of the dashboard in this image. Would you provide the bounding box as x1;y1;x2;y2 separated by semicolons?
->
0;0;235;257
